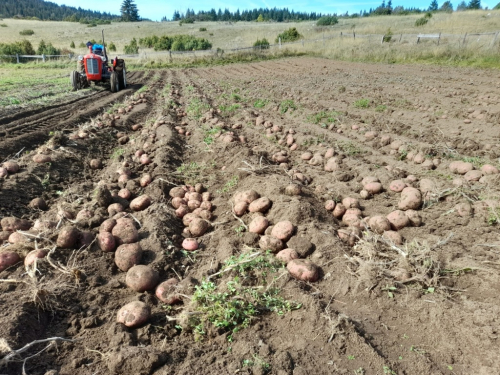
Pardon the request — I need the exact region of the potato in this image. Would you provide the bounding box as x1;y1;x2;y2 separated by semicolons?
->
112;218;139;245
116;301;151;328
276;248;299;264
233;201;248;216
301;152;313;160
419;179;435;193
100;219;117;233
155;278;181;304
98;231;116;252
187;200;201;210
382;231;403;245
200;201;212;211
182;238;199;251
108;203;125;216
449;161;474;175
32;154;51;163
115;243;143;271
189;218;210;237
362;176;379;185
342;197;359;209
368;216;391;234
287;259;319;282
0;231;10;243
481;164;499;175
1;217;31;232
455;202;473;217
248;216;269;234
8;232;27;244
126;265;160;292
248;197;272;213
325;148;335;159
188;192;202;202
56;226;80;249
182;213;199;226
198;210;212;221
233;190;260;204
398;187;422;210
342;212;362;227
76;209;93;222
171;197;186;209
324;157;341;172
338;227;362;246
0;252;21;272
324;200;336;211
169;187;186;198
386;210;409;230
140;154;152;165
29;197;48;211
364;182;383;194
332;203;346;219
464;170;483;182
201;192;212;202
176;205;189;218
0;167;7;178
3;161;19;173
33;220;56;230
285;184;302;196
389;180;406;192
271;221;295;241
130;195;151;211
194;183;204;193
405;210;422;226
140;174;152;187
118;188;132;200
24;249;48;267
258;235;284;253
89;159;103;169
78;231;95;248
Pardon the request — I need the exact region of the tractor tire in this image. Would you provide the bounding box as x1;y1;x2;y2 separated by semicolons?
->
70;71;80;91
119;63;127;90
110;71;119;93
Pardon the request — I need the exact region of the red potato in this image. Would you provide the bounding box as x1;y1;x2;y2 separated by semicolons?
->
156;278;182;304
368;216;391;234
171;197;186;209
33;220;56;230
324;157;341;172
389;180;406;193
481;164;499;175
398;187;422;210
0;252;21;272
464;170;483;182
112;218;139;245
405;210;422;227
271;221;295;241
3;161;19;173
342;197;360;209
248;216;269;234
419;179;435;193
126;265;160;292
364;182;383;194
76;209;93;222
233;201;248;216
202;192;212;201
29;197;48;211
285;184;302;196
100;218;117;232
78;231;95;248
324;200;336;211
32;154;51;163
140;154;152;165
0;231;10;243
325;148;335;159
0;167;8;178
248;197;272;213
189;192;202;202
118;188;132;200
116;301;151;328
8;232;27;244
301;152;313;160
258;235;284;253
175;205;189;218
182;213;199;226
115;243;143;271
287;259;319;282
169;187;186;199
449;161;474;175
118;174;130;183
187;200;201;210
98;231;116;252
276;248;299;264
56;226;80;249
24;249;48;267
189;218;210;237
198;210;212;221
332;203;346;219
359;190;370;199
386;210;410;230
200;201;212;211
108;203;125;216
1;217;32;232
130;195;151;211
182;238;199;251
455;202;473;217
140;174;152;187
194;183;204;193
382;231;403;245
233;190;260;204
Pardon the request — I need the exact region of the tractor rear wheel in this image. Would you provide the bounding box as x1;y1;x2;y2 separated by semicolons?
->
119;64;127;90
70;71;80;91
110;71;119;93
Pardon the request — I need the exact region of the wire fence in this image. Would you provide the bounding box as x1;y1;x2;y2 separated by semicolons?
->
1;29;499;64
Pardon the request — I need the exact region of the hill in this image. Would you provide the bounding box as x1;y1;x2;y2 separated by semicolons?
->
0;0;118;22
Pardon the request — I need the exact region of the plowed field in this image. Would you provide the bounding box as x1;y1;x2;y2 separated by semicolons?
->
1;57;500;375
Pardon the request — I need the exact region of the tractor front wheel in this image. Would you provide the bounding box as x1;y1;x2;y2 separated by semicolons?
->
110;71;119;93
70;71;81;91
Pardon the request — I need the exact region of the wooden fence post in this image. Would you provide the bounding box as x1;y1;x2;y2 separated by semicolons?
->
381;35;385;44
16;54;19;63
353;31;355;39
490;31;499;48
42;54;46;62
279;37;281;49
302;39;304;47
323;32;325;46
340;31;343;38
462;32;467;45
169;50;172;62
399;34;402;43
437;33;441;45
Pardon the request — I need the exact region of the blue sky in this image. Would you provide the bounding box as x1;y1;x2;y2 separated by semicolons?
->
51;1;498;21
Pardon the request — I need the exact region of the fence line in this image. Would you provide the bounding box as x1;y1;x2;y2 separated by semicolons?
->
2;29;500;64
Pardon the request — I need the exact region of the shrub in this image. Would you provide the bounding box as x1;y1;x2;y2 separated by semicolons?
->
139;34;211;51
316;16;338;26
79;42;86;48
383;28;393;43
415;17;429;26
37;40;60;55
19;29;34;36
0;24;7;27
253;38;270;49
179;18;195;25
199;27;207;31
0;40;35;59
124;38;139;54
70;41;75;48
275;27;302;43
108;42;117;52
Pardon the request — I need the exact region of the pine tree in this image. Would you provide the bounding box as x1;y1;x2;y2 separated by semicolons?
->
440;1;454;11
457;1;468;10
120;0;139;22
429;0;438;11
468;0;481;9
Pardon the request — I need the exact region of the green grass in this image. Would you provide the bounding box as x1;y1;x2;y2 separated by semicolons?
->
280;99;297;114
307;110;339;124
175;162;211;184
218;103;240;116
187;98;210;119
217;175;238;194
202;125;223;145
354;98;370;108
337;140;363;156
253;98;268;108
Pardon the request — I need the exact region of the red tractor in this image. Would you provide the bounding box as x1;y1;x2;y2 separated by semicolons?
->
71;31;126;93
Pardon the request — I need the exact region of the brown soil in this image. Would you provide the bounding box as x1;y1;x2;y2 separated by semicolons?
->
1;57;500;375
